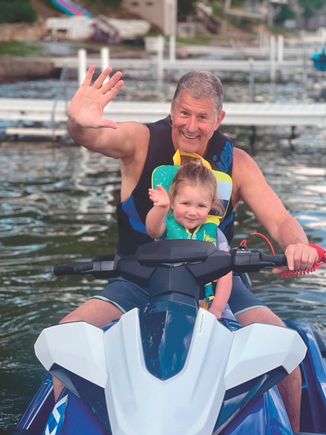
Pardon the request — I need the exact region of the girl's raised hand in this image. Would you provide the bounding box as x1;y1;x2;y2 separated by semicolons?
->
148;185;170;209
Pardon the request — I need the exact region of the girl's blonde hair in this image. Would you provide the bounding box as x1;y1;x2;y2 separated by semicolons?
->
169;161;224;215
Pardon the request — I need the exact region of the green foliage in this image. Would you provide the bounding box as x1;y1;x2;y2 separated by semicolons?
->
177;35;216;45
0;41;44;56
178;0;197;20
298;0;325;19
211;2;224;18
80;0;122;10
230;0;245;7
102;0;122;7
0;0;37;23
274;4;295;24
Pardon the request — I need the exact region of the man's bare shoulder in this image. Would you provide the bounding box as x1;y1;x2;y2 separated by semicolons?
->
119;123;151;200
120;122;150;163
233;147;264;182
232;147;265;205
233;147;257;168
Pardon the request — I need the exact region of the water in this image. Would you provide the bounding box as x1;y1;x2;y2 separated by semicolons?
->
0;76;325;431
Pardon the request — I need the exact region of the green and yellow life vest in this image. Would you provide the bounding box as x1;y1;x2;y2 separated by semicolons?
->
165;214;219;245
151;150;233;225
151;150;232;304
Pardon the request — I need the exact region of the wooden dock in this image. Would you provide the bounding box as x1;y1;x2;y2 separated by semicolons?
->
1;98;326;139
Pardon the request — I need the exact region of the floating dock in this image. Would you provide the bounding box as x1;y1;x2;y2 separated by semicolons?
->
1;98;325;139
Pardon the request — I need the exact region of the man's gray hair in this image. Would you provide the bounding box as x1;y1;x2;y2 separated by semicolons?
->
172;71;224;113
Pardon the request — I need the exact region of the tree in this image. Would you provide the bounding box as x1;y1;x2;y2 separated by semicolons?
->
298;0;325;21
275;4;295;25
0;0;37;23
178;0;198;20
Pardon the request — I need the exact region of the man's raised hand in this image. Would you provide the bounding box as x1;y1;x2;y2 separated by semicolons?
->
68;65;124;129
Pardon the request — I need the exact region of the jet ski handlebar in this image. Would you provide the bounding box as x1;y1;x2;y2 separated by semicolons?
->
54;240;287;284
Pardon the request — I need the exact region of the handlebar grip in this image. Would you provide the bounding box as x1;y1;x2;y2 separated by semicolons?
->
260;253;287;267
232;249;287;272
54;262;94;276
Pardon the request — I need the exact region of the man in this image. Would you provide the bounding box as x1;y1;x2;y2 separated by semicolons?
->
62;65;318;431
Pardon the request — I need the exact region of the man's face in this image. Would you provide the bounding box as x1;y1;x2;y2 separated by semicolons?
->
170;90;225;156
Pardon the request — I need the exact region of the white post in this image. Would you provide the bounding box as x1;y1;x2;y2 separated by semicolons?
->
263;31;269;51
277;34;284;64
101;47;110;83
101;47;110;71
269;35;276;82
248;57;255;102
157;35;164;82
169;35;176;62
169;0;177;61
78;48;87;86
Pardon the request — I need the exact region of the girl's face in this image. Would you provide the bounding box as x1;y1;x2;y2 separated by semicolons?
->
171;183;213;230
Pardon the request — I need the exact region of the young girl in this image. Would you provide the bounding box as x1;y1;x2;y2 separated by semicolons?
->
146;161;232;319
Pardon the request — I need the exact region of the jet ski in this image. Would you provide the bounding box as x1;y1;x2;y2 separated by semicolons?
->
15;240;326;434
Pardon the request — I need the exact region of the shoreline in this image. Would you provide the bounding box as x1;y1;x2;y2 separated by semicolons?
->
0;58;60;83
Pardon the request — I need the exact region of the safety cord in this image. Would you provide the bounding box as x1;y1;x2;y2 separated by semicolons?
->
238;232;326;279
239;231;276;254
280;243;326;278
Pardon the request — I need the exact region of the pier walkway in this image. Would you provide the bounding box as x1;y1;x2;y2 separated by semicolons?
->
1;98;325;139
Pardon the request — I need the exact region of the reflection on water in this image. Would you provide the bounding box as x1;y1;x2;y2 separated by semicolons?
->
0;142;122;429
0;111;326;430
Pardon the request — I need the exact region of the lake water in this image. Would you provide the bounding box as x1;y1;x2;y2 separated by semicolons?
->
0;74;325;431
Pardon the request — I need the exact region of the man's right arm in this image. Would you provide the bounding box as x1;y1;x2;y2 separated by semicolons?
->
67;65;149;160
68;117;148;159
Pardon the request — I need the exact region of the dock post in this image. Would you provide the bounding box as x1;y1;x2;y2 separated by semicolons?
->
168;0;177;62
269;35;276;82
78;48;87;86
169;35;176;62
101;47;110;71
157;36;164;82
248;58;255;102
277;34;284;64
101;47;110;83
269;35;276;100
299;30;309;100
301;35;308;100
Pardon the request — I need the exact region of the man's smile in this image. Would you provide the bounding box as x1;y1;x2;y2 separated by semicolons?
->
182;130;199;140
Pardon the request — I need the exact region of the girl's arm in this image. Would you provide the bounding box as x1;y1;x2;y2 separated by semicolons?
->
146;185;170;239
208;229;232;319
208;272;233;319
